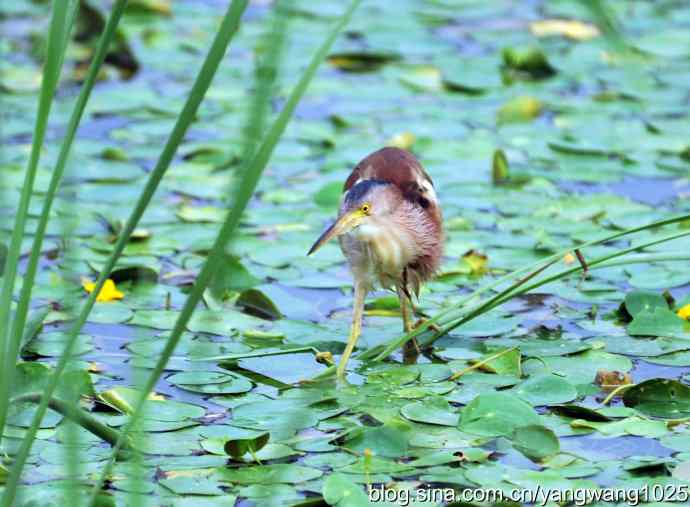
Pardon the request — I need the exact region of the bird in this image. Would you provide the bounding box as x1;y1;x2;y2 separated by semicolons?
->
308;147;443;376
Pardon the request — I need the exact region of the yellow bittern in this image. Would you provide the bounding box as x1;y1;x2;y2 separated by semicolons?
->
308;147;443;376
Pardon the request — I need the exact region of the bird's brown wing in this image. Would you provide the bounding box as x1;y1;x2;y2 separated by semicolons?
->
344;146;441;222
345;147;433;195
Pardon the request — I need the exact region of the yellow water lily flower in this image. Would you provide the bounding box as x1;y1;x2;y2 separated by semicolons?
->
82;278;124;302
677;303;690;321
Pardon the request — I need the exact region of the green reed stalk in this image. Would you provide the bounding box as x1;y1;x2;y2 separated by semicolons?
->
0;0;68;436
362;213;690;364
0;1;249;504
0;0;130;451
437;229;690;339
9;393;129;450
86;2;361;504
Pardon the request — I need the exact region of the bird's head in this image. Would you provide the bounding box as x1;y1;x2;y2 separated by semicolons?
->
307;179;398;255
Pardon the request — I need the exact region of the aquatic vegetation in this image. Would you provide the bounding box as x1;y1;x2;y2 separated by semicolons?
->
2;0;690;505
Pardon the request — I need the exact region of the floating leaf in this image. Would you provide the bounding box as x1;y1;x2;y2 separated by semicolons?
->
501;46;556;80
623;378;690;418
211;254;260;295
550;404;611;422
236;288;282;320
176;205;225;223
511;374;578;406
497;96;542;124
399;65;443;92
110;265;158;284
342;420;410;458
323;473;369;506
314;181;343;208
628;307;687;337
97;387;204;421
492;149;509;185
167;371;253;394
624;290;669;318
511;424;560;461
11;362;95;400
400;397;459;426
472;347;520;376
159;476;224;496
460;392;541;437
461;249;489;277
224;432;270;460
327;51;400;72
217;464;322;485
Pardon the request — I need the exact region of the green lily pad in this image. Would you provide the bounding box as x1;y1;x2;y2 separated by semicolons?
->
97;387;205;421
511;424;560;461
216;464;322;485
400;397;459;426
236;288;282;320
322;473;369;507
342;420;410;458
511;374;578;406
167;371;253;394
224;432;270;460
628;307;688;338
624;290;669;317
159;476;225;496
459;392;541;437
623;378;690;418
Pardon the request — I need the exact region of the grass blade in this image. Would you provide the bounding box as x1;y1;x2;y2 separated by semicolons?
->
0;1;249;503
85;1;360;503
0;0;130;450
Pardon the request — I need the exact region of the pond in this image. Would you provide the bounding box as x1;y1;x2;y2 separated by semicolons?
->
2;0;690;506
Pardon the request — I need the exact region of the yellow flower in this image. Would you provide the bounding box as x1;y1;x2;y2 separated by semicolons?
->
677;303;690;321
82;278;124;302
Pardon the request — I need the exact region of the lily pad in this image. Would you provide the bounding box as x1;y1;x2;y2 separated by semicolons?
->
216;464;322;485
459;392;541;437
400;397;459;427
511;424;560;461
167;371;253;394
623;378;690;418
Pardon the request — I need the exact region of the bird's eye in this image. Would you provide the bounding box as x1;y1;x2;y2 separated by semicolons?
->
360;203;371;214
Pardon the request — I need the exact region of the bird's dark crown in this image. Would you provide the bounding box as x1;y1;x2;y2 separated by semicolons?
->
344;179;389;206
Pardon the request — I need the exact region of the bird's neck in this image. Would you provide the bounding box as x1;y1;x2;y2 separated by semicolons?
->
355;213;417;277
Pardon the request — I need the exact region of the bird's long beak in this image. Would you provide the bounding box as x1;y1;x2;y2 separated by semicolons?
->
307;210;365;255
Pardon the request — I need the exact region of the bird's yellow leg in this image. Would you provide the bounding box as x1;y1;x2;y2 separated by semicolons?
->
397;285;420;362
337;283;366;377
397;285;413;333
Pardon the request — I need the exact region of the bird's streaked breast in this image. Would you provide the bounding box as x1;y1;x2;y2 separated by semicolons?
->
354;219;415;285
